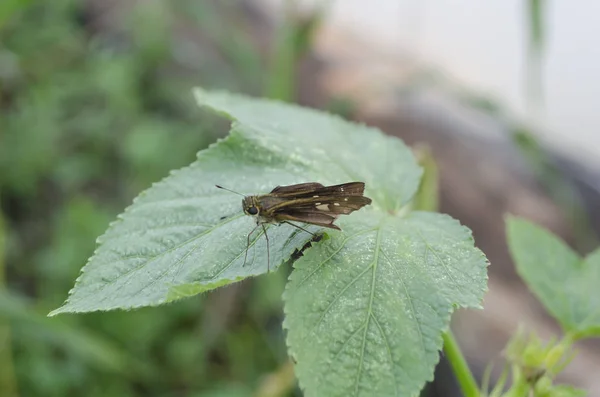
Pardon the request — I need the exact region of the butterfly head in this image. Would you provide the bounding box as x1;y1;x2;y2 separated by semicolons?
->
242;196;260;217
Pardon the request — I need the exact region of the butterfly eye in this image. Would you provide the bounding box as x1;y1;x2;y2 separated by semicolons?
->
247;206;259;215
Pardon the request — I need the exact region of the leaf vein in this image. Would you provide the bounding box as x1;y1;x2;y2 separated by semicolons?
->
85;214;245;299
208;226;268;280
103;222;213;242
380;249;427;358
311;262;374;333
416;229;463;295
296;228;378;289
354;226;382;396
333;323;367;362
133;234;208;298
370;312;399;396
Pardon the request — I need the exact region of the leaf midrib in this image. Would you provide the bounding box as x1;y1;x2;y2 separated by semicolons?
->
354;224;383;396
76;214;246;301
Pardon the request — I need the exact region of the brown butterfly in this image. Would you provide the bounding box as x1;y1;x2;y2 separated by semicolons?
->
216;182;372;271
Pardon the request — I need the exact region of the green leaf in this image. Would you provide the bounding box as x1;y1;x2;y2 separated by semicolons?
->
283;211;488;397
50;88;422;315
51;89;488;397
506;216;600;338
195;89;423;212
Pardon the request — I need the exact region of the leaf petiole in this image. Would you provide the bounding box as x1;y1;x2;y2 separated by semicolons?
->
443;330;480;397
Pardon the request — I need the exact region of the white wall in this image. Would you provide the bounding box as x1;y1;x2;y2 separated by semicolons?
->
260;0;600;169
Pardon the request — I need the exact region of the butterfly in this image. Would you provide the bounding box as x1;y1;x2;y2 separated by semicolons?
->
216;182;372;271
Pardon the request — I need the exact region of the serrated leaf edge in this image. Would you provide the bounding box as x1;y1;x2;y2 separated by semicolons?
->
281;212;489;396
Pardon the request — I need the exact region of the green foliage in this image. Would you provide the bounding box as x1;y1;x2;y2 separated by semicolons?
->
443;332;480;397
0;207;18;397
284;211;487;396
412;145;439;212
52;89;488;397
50;88;424;314
511;127;598;253
266;3;326;101
506;216;600;339
498;329;586;397
2;2;290;396
0;291;132;374
0;0;32;28
503;216;599;397
504;330;572;380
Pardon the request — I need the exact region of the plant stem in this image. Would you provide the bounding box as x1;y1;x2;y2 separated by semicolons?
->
443;330;479;397
265;0;326;102
265;1;297;102
255;360;296;397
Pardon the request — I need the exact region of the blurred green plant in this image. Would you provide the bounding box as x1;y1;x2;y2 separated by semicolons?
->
410;146;598;397
507;217;600;340
486;216;600;397
0;207;19;397
511;128;598;253
524;0;546;108
266;1;327;101
450;79;598;255
1;1;299;396
0;0;31;28
411;144;440;213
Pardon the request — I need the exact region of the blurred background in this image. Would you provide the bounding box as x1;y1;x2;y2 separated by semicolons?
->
1;1;599;396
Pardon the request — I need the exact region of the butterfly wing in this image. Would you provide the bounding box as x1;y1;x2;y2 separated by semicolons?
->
269;182;365;198
269;182;325;197
264;183;370;213
264;182;371;229
274;211;341;230
290;195;372;214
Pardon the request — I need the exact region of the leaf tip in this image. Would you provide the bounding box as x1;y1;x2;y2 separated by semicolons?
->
503;212;521;225
191;87;207;102
47;306;67;317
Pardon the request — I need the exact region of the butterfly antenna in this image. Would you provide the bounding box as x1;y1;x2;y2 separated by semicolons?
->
215;185;246;197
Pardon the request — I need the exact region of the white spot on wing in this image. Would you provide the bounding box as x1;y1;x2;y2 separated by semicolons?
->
334;202;340;206
317;204;329;211
344;198;349;201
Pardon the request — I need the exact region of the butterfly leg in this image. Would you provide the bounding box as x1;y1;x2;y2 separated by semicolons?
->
243;224;261;267
282;221;316;237
261;223;270;272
